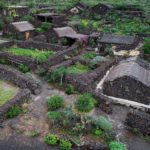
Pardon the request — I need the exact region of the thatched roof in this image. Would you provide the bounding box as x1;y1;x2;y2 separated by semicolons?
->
99;34;135;45
0;39;8;44
105;60;150;87
11;21;35;32
34;13;57;18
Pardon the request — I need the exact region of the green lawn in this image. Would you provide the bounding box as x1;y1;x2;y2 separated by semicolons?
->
0;80;18;106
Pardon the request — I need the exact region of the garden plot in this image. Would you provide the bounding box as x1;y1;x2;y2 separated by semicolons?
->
0;80;18;106
48;50;116;94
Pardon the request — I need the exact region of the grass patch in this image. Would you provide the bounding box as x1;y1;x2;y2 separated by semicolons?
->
66;62;90;75
82;52;97;60
0;81;18;106
6;47;56;63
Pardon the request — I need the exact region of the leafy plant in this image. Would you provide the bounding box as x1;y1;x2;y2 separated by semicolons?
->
47;66;66;83
6;106;21;118
141;38;150;54
93;116;113;132
0;20;4;30
36;68;46;77
22;15;33;22
0;0;6;9
44;134;59;145
109;141;127;150
48;111;62;124
66;62;90;75
65;84;75;95
82;52;96;60
18;64;30;73
75;93;96;113
30;131;39;137
93;128;103;137
59;139;72;150
47;95;64;111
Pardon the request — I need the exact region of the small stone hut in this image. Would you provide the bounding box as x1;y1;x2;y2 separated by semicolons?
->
3;21;35;40
103;58;150;104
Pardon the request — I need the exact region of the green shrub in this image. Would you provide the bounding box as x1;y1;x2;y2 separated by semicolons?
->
82;52;96;60
36;54;48;64
59;139;72;150
0;20;4;30
30;131;39;137
65;84;75;95
36;68;46;77
0;0;6;9
141;38;150;54
48;111;62;124
75;93;96;113
22;15;33;22
93;128;103;137
47;95;64;111
44;134;59;145
6;106;21;118
93;116;113;132
47;66;66;83
109;141;127;150
18;64;30;73
66;62;90;75
41;22;52;30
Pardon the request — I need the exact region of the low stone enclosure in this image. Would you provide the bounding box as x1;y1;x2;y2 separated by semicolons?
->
0;64;41;95
0;89;30;122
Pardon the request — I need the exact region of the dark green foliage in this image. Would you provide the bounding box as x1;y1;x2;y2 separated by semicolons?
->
109;141;127;150
0;59;9;65
141;38;150;54
65;84;75;95
0;20;4;30
36;22;51;33
6;106;21;118
30;131;39;137
75;93;96;113
82;52;96;60
22;15;33;22
44;134;59;145
93;128;103;137
93;116;113;132
36;68;46;77
18;64;30;73
47;95;64;111
48;111;62;124
59;139;72;150
0;0;6;9
47;66;66;83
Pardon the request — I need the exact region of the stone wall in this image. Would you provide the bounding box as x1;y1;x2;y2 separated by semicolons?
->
16;40;66;52
126;110;150;135
0;64;41;95
0;52;37;70
0;89;31;122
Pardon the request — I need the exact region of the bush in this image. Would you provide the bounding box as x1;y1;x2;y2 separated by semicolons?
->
0;0;6;9
18;64;30;73
75;93;96;113
0;20;4;30
44;134;59;145
59;139;72;150
48;111;62;124
82;52;96;60
93;128;103;137
47;66;66;83
109;141;127;150
93;116;113;132
141;38;150;54
6;106;21;118
22;15;33;22
36;68;46;77
47;95;64;111
36;54;48;64
65;84;75;95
